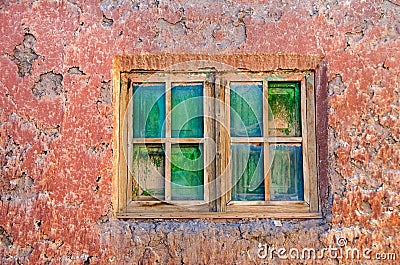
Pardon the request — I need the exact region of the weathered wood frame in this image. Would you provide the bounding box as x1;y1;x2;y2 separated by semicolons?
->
113;54;325;219
118;72;216;214
220;72;318;215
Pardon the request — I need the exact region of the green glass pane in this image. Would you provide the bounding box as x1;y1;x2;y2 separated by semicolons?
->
231;144;264;201
230;82;263;137
133;83;166;138
171;83;203;138
270;144;303;201
171;144;204;200
268;82;301;136
132;144;165;199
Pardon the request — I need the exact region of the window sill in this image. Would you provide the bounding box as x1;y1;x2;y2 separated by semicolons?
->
116;212;322;219
117;201;321;219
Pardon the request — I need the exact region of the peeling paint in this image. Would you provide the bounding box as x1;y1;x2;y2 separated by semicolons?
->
1;0;399;264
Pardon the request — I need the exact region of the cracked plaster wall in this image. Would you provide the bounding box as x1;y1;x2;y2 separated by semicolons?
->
0;0;399;264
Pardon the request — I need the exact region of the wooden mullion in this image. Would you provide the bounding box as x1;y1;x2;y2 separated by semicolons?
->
170;138;204;144
112;69;122;215
203;79;209;206
164;141;172;202
263;80;271;201
127;80;133;203
225;79;232;207
306;73;318;212
231;137;264;143
205;74;216;211
215;76;226;212
165;81;172;201
132;138;166;144
216;76;229;212
300;77;310;205
267;137;303;143
118;75;129;213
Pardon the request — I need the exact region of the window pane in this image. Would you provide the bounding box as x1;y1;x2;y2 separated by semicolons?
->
231;144;264;201
132;144;165;199
171;83;203;138
171;144;204;200
133;83;166;138
230;82;263;137
270;144;303;201
268;82;301;136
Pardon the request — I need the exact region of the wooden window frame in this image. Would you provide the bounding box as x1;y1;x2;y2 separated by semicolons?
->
123;72;216;213
113;54;326;219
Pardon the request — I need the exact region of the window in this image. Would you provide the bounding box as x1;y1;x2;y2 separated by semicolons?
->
113;54;325;218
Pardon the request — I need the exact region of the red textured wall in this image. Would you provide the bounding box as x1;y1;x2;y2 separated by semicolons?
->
1;0;399;264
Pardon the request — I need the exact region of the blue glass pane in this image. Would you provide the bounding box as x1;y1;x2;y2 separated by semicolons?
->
133;83;166;138
171;83;203;138
270;144;303;201
231;144;264;201
230;82;263;137
171;144;204;200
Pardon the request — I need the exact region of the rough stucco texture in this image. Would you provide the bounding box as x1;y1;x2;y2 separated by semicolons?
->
0;0;399;264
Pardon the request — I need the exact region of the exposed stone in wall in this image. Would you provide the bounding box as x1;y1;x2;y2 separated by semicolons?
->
0;226;13;248
98;219;329;264
68;67;85;76
31;72;64;99
98;81;112;106
13;33;38;77
328;75;347;96
102;14;114;27
0;225;33;264
1;0;399;264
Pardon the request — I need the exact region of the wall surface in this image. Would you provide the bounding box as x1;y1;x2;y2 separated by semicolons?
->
0;0;399;264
